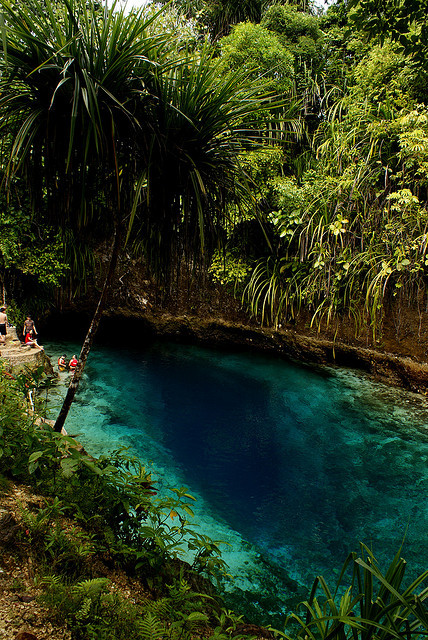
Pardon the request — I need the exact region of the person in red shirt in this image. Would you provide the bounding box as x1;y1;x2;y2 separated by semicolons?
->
23;330;44;351
69;355;78;371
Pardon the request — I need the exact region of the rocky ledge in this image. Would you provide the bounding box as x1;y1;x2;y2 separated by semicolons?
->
0;327;51;374
100;310;428;396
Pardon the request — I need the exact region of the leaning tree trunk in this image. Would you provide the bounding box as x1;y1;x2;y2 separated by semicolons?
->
54;226;122;433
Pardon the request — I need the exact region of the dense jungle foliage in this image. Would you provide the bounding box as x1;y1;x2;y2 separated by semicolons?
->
1;0;428;343
0;0;428;636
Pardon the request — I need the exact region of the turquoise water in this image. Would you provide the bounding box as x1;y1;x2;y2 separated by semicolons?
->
45;339;428;625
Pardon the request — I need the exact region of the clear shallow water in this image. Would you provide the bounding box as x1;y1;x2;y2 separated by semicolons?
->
45;340;428;624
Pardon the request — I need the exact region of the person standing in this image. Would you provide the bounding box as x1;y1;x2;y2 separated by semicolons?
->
23;316;37;341
0;307;7;345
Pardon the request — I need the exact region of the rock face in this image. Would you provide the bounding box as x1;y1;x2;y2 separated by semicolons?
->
43;304;428;396
0;327;52;374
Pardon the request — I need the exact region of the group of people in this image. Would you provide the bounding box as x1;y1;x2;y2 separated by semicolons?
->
0;308;43;350
0;307;76;371
58;354;78;372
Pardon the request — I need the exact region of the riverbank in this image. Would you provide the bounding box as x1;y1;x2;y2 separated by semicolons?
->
91;310;428;397
45;249;428;397
0;327;51;374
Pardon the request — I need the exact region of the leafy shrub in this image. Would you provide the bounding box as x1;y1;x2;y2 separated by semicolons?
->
40;576;143;640
0;363;40;478
209;250;251;292
40;574;220;640
220;22;294;93
19;498;96;578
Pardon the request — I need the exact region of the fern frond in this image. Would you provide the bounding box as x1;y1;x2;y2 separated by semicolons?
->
138;612;169;640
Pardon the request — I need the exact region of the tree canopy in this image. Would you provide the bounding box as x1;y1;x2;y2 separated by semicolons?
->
1;0;428;384
0;0;279;429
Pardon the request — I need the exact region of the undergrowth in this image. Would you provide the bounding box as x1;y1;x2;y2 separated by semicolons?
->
0;364;246;639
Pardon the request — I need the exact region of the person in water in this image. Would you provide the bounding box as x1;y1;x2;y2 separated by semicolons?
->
0;307;7;345
69;355;78;371
58;354;67;370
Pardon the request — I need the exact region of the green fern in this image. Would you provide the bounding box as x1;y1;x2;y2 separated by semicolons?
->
138;612;169;640
75;596;93;622
71;577;110;600
142;597;174;621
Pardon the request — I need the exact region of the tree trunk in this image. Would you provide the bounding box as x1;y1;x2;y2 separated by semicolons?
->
53;227;122;433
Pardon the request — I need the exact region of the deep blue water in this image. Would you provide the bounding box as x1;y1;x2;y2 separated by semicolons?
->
45;339;428;625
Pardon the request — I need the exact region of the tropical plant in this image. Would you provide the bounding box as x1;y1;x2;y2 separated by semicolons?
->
219;22;295;94
41;573;221;640
240;35;428;340
150;0;274;40
131;44;279;279
0;0;172;431
282;544;428;640
0;363;32;470
348;0;428;67
209;249;252;293
261;3;324;74
0;194;69;316
0;0;275;432
40;576;142;640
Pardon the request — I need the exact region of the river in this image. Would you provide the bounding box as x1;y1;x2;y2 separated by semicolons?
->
45;338;428;626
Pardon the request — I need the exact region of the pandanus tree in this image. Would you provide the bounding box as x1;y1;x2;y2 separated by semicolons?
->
0;0;171;431
0;0;276;431
136;46;276;278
